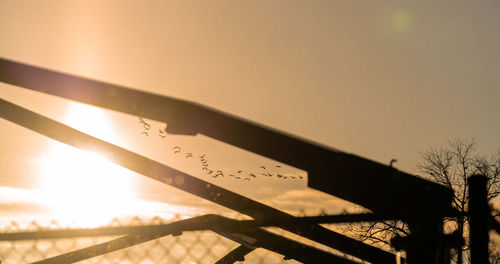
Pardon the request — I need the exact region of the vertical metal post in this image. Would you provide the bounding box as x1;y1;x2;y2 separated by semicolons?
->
457;216;464;264
406;217;446;264
468;174;489;264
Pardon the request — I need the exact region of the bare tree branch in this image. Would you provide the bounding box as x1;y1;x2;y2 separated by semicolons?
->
343;138;500;262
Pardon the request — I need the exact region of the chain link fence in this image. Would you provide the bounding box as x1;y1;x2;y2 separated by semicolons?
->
0;216;300;264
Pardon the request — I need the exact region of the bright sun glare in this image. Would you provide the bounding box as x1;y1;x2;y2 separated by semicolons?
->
39;103;135;227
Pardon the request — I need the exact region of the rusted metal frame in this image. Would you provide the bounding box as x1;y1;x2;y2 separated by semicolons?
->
0;57;456;262
215;245;254;264
212;216;362;264
233;211;461;227
0;215;215;241
28;214;356;264
0;225;157;241
0;211;463;242
214;230;358;264
30;215;216;264
29;215;218;264
0;99;395;263
0;57;454;215
31;232;163;264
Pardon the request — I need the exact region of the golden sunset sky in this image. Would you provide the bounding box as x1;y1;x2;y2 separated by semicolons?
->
1;1;499;225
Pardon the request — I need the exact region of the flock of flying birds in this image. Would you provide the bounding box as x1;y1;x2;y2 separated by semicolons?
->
139;117;167;138
138;117;304;182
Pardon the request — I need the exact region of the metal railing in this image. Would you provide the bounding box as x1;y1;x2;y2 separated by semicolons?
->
0;216;293;264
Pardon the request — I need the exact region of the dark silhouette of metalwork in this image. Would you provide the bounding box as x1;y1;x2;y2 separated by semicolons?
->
468;175;489;264
1;57;498;263
0;58;452;215
0;97;390;263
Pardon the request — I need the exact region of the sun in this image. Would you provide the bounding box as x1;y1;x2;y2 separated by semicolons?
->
38;103;135;227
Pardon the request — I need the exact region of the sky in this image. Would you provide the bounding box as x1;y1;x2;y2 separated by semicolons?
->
1;1;500;226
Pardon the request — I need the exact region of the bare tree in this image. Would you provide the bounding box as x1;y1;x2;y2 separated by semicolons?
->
345;138;500;262
418;138;500;262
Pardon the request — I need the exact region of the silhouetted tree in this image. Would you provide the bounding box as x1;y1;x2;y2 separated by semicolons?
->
345;138;500;263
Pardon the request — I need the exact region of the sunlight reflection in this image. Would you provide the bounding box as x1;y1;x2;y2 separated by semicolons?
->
38;103;136;227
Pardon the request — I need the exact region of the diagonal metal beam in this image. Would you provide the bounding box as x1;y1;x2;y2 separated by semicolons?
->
29;215;217;264
214;229;358;264
0;226;161;241
0;212;461;242
212;215;362;264
0;57;454;215
0;215;212;241
31;233;165;264
0;98;396;264
214;214;391;263
30;215;213;264
27;214;358;264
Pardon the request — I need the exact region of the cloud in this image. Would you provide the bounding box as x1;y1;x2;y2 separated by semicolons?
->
0;185;362;228
0;187;50;215
0;187;212;227
261;188;361;215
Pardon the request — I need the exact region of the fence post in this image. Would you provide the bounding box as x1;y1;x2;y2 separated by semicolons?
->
406;217;446;264
468;174;489;264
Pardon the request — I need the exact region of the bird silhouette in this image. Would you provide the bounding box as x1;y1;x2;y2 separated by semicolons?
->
158;128;167;138
157;142;299;184
138;117;152;134
173;146;181;154
139;118;151;129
